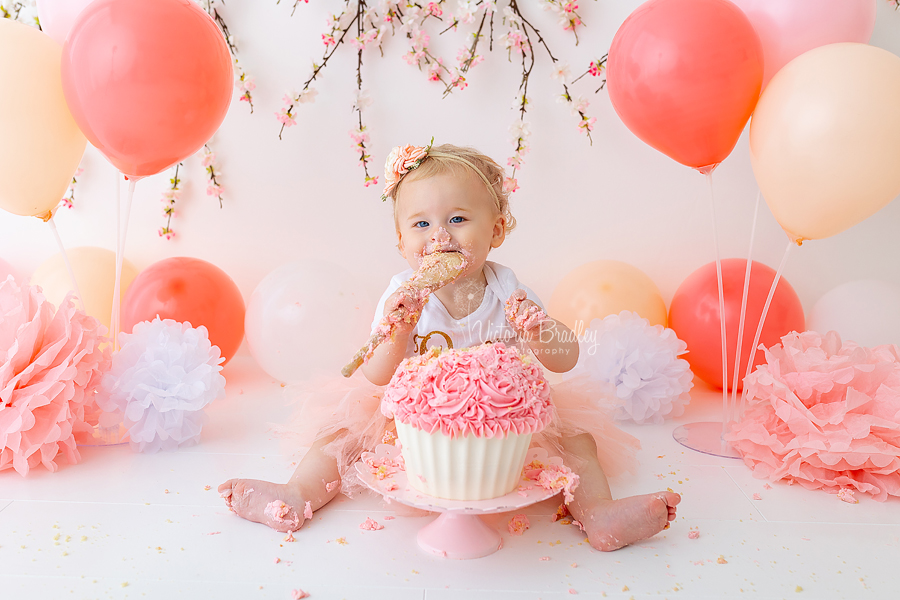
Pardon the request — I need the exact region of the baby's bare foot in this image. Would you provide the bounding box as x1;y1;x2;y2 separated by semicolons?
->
572;491;681;551
217;479;310;533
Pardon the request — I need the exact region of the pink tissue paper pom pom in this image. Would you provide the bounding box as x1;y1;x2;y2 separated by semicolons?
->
569;311;693;425
97;318;226;453
0;276;110;476
725;330;900;501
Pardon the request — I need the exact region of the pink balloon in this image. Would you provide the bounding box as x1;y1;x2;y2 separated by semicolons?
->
61;0;232;178
36;0;96;45
730;0;876;88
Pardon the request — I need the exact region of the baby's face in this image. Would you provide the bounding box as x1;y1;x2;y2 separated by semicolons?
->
395;170;505;275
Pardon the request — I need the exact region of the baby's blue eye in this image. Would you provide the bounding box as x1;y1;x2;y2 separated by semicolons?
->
414;220;429;228
449;216;465;224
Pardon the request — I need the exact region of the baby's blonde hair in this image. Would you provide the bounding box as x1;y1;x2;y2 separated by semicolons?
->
388;143;517;235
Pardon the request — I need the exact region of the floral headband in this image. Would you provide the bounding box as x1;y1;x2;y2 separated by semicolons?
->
381;138;434;201
380;139;504;206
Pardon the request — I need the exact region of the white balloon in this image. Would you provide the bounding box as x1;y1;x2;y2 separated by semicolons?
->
36;0;97;46
245;262;372;383
808;280;900;348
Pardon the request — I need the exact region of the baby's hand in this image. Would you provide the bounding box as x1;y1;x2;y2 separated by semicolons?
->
505;289;549;337
383;286;427;331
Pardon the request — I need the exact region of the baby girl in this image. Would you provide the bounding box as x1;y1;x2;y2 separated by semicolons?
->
219;142;679;551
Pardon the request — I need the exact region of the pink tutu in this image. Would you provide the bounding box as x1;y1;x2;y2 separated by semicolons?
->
725;331;900;501
279;372;639;497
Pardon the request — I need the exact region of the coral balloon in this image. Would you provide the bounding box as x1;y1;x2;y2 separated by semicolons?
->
30;247;138;334
61;0;232;178
668;259;805;390
0;19;86;219
549;261;667;335
730;0;875;88
122;257;245;364
36;0;97;45
245;262;371;383
606;0;763;172
808;280;900;349
750;43;900;244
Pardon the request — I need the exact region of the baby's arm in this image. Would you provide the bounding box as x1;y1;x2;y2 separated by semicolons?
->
361;287;424;386
505;289;579;372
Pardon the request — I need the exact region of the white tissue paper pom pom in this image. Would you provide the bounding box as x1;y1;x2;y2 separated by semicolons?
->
97;318;226;453
575;311;693;424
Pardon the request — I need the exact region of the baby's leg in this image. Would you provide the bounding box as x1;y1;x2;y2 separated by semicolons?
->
218;432;344;533
559;433;681;552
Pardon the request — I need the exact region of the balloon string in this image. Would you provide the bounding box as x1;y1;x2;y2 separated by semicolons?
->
46;215;86;314
740;239;794;414
111;173;122;351
705;173;729;445
729;190;761;424
111;176;137;352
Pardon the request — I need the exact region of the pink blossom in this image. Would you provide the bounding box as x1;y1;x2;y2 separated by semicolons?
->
158;227;175;240
206;183;224;198
426;2;442;17
291;590;310;600
276;111;297;128
364;175;379;188
588;59;605;77
201;152;216;168
503;177;519;193
427;65;442;82
322;33;336;46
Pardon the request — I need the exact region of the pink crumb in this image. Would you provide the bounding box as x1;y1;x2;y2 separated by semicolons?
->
274;557;281;564
325;480;339;493
283;531;295;542
291;589;310;599
688;529;700;539
507;514;530;536
303;501;313;520
764;483;772;490
571;563;577;568
539;556;551;561
383;516;395;521
569;590;578;595
360;517;384;531
837;488;858;504
753;493;762;500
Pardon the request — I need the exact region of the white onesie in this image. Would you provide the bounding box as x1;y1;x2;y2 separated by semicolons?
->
371;261;544;358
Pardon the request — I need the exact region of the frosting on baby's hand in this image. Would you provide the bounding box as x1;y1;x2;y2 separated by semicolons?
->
505;289;549;333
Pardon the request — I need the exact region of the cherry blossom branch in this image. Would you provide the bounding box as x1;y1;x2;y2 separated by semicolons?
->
203;0;255;113
278;5;360;140
60;167;84;210
158;163;182;241
203;144;224;208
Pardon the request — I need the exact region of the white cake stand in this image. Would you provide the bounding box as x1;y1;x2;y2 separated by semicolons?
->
354;445;564;560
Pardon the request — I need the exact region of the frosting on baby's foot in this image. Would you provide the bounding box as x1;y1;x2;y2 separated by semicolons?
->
570;491;681;552
217;479;309;533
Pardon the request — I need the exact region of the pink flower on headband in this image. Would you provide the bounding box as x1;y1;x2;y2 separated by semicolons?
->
382;143;430;199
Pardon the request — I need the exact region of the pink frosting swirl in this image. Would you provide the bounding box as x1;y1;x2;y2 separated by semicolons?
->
381;342;552;438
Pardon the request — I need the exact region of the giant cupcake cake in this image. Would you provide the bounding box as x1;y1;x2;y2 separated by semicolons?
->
380;342;553;500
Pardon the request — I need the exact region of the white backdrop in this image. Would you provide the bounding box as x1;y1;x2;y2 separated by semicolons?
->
3;0;900;358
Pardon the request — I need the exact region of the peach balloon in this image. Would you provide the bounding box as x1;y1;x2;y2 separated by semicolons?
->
0;19;86;219
750;43;900;244
30;247;138;333
549;261;667;336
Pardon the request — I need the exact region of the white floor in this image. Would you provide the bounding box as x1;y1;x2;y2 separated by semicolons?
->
2;355;898;600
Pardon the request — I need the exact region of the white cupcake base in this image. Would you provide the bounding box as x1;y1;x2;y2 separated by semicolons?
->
395;421;532;501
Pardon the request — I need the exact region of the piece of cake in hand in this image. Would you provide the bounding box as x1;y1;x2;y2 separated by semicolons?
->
380;342;553;500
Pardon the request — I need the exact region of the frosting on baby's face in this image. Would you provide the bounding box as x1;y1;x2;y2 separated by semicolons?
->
394;170;505;277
